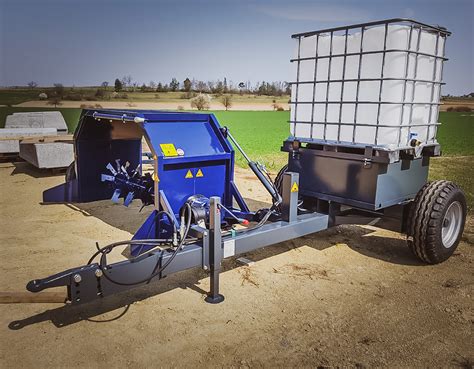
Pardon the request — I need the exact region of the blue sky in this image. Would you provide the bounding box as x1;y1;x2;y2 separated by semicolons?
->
0;0;472;95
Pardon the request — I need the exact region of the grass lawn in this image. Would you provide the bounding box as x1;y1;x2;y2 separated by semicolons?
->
430;156;473;212
437;112;474;156
0;107;472;208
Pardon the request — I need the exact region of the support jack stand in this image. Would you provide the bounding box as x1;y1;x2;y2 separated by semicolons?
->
205;197;225;304
205;293;224;304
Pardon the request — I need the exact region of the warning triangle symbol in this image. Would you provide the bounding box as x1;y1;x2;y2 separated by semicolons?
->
185;170;193;179
291;182;299;193
196;169;204;177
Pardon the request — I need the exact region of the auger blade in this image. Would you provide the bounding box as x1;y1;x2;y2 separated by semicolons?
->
111;189;121;203
106;163;117;176
124;191;135;207
101;174;115;182
121;166;130;179
131;164;141;178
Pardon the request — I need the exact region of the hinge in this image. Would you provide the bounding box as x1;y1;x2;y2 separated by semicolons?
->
363;158;372;168
363;146;373;169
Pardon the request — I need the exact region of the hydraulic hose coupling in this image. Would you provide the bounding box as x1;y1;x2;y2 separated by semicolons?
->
238;218;250;226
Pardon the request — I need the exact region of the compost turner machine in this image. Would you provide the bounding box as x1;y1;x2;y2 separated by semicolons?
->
27;19;466;305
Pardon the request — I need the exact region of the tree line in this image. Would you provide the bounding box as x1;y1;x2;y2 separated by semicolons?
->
113;76;290;96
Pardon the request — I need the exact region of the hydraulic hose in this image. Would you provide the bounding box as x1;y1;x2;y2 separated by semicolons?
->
91;204;193;286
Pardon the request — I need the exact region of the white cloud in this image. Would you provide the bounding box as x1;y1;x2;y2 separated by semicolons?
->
253;3;372;23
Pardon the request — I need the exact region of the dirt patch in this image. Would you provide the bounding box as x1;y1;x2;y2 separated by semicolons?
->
440;99;474;112
239;267;260;287
273;263;330;280
0;161;473;368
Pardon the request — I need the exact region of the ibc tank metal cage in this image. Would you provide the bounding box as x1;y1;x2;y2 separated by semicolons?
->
289;18;451;160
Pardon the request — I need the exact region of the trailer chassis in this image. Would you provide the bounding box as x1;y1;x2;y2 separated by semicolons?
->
27;171;411;305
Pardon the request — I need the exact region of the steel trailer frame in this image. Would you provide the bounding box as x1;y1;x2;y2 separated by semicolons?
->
28;172;334;304
27;156;411;305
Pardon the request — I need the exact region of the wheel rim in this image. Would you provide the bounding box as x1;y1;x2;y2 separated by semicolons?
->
441;201;463;248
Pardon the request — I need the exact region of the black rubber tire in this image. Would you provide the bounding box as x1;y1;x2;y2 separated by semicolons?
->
407;180;466;264
274;164;288;196
65;161;76;182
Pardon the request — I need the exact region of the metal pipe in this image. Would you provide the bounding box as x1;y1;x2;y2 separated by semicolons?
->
291;18;451;39
226;130;252;163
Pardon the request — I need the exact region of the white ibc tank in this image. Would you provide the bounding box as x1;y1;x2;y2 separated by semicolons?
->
290;22;448;150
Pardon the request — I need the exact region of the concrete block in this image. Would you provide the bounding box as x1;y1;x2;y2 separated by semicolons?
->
20;142;74;169
5;111;68;134
0;128;57;153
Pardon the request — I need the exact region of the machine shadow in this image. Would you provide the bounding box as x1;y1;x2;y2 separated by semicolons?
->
8;267;209;330
10;161;65;179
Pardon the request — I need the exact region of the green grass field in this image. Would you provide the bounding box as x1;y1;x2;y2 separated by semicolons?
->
0;107;472;208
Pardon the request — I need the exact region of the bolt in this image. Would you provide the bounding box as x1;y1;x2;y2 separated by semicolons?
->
73;274;82;283
95;269;103;278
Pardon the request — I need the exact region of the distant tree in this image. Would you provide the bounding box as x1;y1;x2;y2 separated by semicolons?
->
140;83;147;92
183;78;192;92
27;81;38;89
101;81;109;90
53;83;64;97
221;95;232;111
121;75;132;89
207;81;215;92
238;82;245;95
190;94;211;110
195;80;207;93
156;82;164;92
223;77;228;93
149;81;156;90
114;78;123;92
214;80;224;95
170;78;179;91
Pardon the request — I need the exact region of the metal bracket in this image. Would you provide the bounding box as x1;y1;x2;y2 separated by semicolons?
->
363;146;373;168
282;172;299;223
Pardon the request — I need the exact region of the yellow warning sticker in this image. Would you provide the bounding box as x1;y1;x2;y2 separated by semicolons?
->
291;182;299;193
159;143;178;157
196;169;204;178
185;169;193;179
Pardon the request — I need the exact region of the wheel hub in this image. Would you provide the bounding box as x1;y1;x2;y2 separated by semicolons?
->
441;201;463;248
